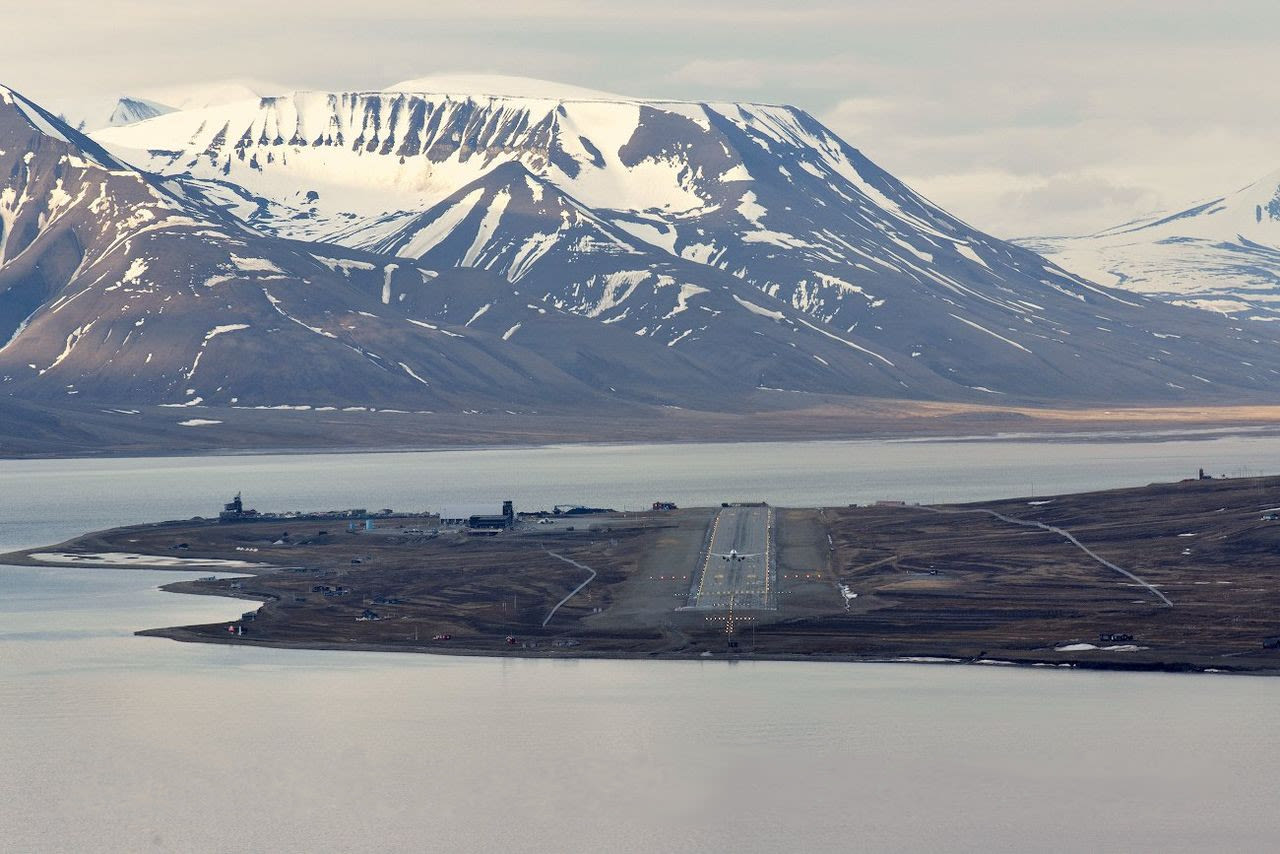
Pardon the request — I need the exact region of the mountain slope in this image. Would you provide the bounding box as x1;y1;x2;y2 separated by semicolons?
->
5;76;1280;442
89;83;1280;402
1024;169;1280;321
0;84;751;413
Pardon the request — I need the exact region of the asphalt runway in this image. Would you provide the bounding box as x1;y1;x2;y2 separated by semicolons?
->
686;505;774;610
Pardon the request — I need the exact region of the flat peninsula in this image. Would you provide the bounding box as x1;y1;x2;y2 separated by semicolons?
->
8;475;1280;674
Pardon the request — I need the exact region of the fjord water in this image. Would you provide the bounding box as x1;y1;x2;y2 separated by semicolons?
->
4;435;1280;852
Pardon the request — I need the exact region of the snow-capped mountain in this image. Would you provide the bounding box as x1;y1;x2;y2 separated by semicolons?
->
53;96;174;133
1024;169;1280;321
6;77;1280;428
0;83;752;412
86;78;1280;403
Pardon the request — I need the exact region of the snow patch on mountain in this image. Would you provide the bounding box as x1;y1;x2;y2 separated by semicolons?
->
231;254;283;274
462;190;510;266
1025;168;1280;320
588;271;648;318
955;243;990;269
949;313;1032;354
737;191;767;228
9;76;1280;416
399;189;484;258
205;324;250;339
733;294;784;320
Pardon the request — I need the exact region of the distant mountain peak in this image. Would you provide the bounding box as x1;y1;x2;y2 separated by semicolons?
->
104;96;172;128
1024;167;1280;319
135;77;288;111
0;82;124;169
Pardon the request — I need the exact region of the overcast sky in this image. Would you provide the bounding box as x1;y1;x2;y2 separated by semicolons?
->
11;0;1279;237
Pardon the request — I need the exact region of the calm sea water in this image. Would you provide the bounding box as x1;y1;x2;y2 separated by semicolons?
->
4;436;1280;852
5;432;1280;551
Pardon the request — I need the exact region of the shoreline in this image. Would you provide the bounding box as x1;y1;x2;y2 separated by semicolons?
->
7;421;1280;463
11;475;1280;676
7;398;1280;460
132;619;1280;677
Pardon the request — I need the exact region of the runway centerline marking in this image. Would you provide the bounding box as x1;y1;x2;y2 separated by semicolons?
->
685;505;776;612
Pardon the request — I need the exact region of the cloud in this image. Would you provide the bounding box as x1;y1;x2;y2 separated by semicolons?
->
813;36;1280;237
913;171;1159;238
666;60;767;91
7;0;1280;238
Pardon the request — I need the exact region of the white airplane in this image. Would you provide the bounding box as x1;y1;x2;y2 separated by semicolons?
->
713;549;760;562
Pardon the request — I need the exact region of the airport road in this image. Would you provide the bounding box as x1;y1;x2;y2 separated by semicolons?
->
686;505;775;610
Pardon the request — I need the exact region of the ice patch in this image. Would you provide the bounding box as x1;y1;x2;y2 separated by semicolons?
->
680;242;717;264
461;189;510;267
11;92;72;144
587;271;648;318
612;218;677;254
407;318;464;338
263;289;335;338
662;282;708;318
887;234;933;263
398;362;430;385
812;271;873;301
230;254;284;274
507;231;560;283
737;190;767;228
381;262;398;304
121;257;149;284
398;188;485;258
1055;643;1146;652
312;255;376;276
955;243;990;268
732;294;785;320
41;322;94;374
741;229;816;249
793;316;895;367
205;324;249;340
949;314;1032;354
30;552;265;568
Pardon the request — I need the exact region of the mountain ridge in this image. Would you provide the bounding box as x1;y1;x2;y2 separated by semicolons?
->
4;77;1280;456
1024;167;1280;321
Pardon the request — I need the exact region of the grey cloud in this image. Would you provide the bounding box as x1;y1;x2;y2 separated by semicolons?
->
7;0;1279;237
